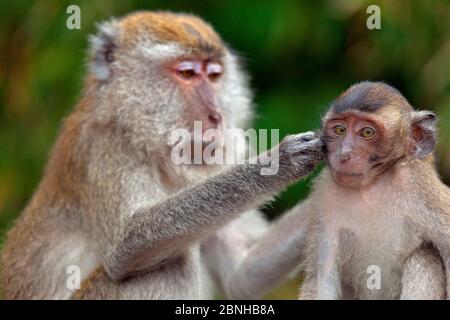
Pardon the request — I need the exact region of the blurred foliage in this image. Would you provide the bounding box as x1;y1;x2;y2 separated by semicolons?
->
0;0;449;299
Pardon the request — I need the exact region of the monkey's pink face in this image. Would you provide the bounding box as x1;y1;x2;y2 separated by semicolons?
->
323;114;385;187
169;59;224;139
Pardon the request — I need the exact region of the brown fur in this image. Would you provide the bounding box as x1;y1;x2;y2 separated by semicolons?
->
118;12;224;57
0;11;323;300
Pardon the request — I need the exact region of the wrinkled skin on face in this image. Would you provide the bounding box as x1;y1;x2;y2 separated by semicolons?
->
89;12;252;156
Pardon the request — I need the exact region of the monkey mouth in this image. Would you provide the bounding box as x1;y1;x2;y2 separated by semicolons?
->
326;160;365;177
330;169;367;188
332;169;365;178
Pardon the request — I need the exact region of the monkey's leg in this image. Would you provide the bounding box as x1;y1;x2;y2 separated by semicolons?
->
201;210;269;298
400;244;446;300
72;263;204;300
433;239;450;299
225;200;314;299
71;268;119;300
298;274;318;300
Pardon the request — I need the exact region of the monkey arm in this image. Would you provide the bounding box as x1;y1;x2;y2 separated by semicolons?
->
98;162;313;282
225;199;314;299
200;210;269;297
400;244;446;300
315;233;341;299
86;132;322;282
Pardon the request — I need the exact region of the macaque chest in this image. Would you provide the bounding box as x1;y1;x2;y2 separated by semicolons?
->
319;187;422;298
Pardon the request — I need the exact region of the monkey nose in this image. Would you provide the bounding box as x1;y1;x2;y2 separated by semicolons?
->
208;112;222;126
339;152;351;162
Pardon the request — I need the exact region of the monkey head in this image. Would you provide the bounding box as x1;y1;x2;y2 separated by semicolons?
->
87;11;252;153
321;81;437;188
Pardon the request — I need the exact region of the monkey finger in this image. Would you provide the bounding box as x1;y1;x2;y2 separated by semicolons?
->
297;131;319;143
285;138;324;155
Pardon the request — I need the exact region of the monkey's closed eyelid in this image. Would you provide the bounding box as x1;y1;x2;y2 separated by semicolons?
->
206;62;222;75
177;61;202;73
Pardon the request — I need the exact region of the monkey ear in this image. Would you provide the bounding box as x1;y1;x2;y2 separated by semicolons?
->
88;19;119;81
410;110;438;159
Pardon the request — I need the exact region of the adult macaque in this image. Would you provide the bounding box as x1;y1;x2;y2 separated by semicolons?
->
227;81;450;300
0;11;323;299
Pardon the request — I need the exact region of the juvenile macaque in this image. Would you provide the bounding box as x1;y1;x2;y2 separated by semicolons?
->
227;81;450;300
0;11;323;299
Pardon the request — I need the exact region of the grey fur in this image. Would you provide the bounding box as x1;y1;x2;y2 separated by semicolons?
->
0;12;323;299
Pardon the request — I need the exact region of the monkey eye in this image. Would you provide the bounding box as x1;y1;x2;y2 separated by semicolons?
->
360;127;376;139
206;62;223;81
332;125;346;136
175;61;200;80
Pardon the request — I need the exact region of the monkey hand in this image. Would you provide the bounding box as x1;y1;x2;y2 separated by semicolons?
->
259;131;324;181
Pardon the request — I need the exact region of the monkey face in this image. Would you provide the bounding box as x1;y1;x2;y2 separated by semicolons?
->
88;12;253;152
319;81;436;188
169;59;224;132
323;112;395;188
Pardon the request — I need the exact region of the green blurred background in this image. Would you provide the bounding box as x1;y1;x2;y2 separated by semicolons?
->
0;0;449;299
